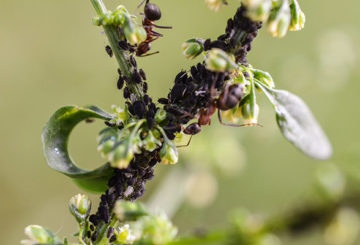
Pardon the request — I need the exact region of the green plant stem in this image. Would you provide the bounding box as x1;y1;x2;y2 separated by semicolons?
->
90;0;143;99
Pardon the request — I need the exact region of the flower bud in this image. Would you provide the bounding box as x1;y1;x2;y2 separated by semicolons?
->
114;201;147;222
112;5;128;26
160;141;178;165
241;100;260;124
245;0;272;22
102;11;115;26
109;105;129;126
182;39;204;60
114;224;136;244
143;130;162;152
155;108;167;123
289;0;306;31
21;225;57;245
109;142;134;169
92;16;101;26
267;0;291;38
205;0;227;12
69;194;91;223
252;69;275;88
124;19;147;45
205;48;238;72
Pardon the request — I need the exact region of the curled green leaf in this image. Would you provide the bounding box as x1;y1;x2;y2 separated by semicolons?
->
41;105;114;193
256;82;332;160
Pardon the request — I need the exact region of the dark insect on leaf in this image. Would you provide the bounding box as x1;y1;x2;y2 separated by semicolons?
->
256;82;333;160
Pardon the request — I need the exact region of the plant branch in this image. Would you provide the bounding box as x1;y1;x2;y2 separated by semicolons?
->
90;0;143;99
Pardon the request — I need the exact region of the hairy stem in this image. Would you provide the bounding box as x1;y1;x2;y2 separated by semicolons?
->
90;0;143;99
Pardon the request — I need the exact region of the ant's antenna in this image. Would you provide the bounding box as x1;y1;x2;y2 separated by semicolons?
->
137;0;149;9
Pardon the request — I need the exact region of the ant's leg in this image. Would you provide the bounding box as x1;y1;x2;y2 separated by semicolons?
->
151;30;164;37
139;51;160;57
217;110;263;127
176;135;193;148
153;23;173;29
137;0;147;9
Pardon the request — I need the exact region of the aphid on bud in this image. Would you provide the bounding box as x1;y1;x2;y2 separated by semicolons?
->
105;45;113;57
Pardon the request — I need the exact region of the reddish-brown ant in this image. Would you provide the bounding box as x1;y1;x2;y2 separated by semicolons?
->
135;0;172;57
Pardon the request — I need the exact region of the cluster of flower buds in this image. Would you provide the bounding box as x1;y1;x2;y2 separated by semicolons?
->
205;0;305;38
255;0;305;37
92;5;146;44
97;105;178;169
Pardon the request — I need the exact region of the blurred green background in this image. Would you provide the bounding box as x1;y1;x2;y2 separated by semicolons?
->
1;0;359;244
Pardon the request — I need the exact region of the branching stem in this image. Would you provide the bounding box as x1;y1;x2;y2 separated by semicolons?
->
90;0;143;99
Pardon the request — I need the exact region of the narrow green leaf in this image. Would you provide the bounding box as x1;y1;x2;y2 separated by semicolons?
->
41;105;114;192
256;82;332;160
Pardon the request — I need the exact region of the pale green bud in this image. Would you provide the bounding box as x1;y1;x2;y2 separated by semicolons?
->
205;48;238;72
205;0;227;12
289;0;306;31
109;105;129;126
143;130;162;152
109;142;134;169
112;5;129;26
160;141;178;165
182;39;204;60
92;16;101;26
102;12;115;26
21;225;56;245
69;194;91;223
124;18;147;45
267;0;291;38
155;108;167;123
252;69;275;88
114;224;136;244
97;138;116;157
241;100;260;124
114;201;147;221
245;0;272;22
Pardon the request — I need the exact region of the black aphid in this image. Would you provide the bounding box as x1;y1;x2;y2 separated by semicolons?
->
105;45;113;57
130;55;137;68
132;70;142;84
117;76;125;90
139;69;147;80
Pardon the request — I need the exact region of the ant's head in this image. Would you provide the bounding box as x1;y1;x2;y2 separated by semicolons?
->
144;1;162;21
